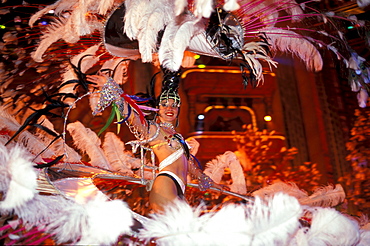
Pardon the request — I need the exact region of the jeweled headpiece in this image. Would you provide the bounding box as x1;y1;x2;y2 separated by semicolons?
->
158;70;181;107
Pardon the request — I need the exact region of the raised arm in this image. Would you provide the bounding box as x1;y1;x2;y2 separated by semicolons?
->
87;75;153;140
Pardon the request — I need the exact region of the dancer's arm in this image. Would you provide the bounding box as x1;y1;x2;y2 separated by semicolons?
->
87;75;153;139
186;137;228;191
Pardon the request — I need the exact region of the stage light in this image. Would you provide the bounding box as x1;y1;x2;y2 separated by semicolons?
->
0;25;6;29
197;114;205;120
264;115;272;122
194;54;200;59
198;64;206;68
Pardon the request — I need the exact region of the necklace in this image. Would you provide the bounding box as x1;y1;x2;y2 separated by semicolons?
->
159;122;175;131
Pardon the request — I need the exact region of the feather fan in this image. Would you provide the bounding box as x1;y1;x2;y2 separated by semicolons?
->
0;144;37;210
102;132;134;175
298;184;345;207
159;14;204;72
262;28;323;72
67;121;111;169
305;207;360;246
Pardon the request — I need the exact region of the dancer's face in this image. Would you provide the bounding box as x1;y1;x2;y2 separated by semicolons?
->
158;99;179;124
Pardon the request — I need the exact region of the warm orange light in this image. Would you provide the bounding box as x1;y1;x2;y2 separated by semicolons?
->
264;115;272;122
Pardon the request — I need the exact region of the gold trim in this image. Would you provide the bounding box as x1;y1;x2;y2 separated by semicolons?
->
181;67;276;79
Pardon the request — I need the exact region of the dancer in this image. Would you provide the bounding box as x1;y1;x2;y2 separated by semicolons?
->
87;70;225;212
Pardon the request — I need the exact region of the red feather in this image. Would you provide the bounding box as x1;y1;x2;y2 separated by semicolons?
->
121;94;146;124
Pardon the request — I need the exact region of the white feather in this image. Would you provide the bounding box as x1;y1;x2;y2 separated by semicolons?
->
35;117;81;162
102;132;134;175
67;121;111;169
0;108;55;161
159;14;204;71
305;207;360;245
358;229;370;246
31;17;68;62
194;0;214;18
204;151;246;194
139;200;205;245
136;0;174;62
204;153;229;183
299;184;346;207
223;0;240;11
175;0;187;16
97;0;116;15
253;182;308;200
78;195;133;245
124;0;152;40
246;193;302;245
262;28;323;71
0;145;37;210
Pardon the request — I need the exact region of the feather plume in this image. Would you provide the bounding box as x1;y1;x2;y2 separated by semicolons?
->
252;182;308;200
124;0;153;40
262;28;323;71
102;132;134;175
28;0;78;27
31;17;68;62
136;0;174;62
298;184;345;207
175;0;187;16
0;144;37;210
0;108;55;161
246;193;302;245
159;14;204;72
194;0;214;18
204;152;230;183
67;121;111;169
305;207;360;245
223;0;240;11
359;229;370;246
97;0;116;15
140;193;301;245
139;200;205;244
76;195;133;245
228;152;247;194
34;117;81;162
204;151;246;194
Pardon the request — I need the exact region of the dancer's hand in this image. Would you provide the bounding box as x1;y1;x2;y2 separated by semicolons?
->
86;74;108;87
186;137;199;156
